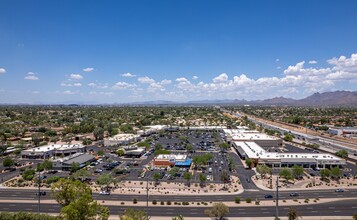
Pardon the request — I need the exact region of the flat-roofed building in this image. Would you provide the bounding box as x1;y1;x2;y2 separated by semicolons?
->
21;144;85;159
153;154;192;167
52;153;95;170
233;141;345;169
327;127;357;137
104;133;141;146
231;133;282;148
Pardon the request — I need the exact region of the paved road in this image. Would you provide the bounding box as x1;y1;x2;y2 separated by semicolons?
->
0;199;356;217
1;188;356;202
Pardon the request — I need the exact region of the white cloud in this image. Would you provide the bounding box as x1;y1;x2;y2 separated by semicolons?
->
309;60;317;64
160;79;172;85
69;74;83;80
138;76;155;84
121;72;136;77
192;76;198;80
277;66;281;69
276;58;280;62
0;68;5;74
32;91;40;94
83;67;94;72
24;72;39;80
213;73;228;83
63;90;78;95
89;91;113;96
88;82;109;89
60;83;71;87
73;83;82;87
284;61;305;74
112;82;136;90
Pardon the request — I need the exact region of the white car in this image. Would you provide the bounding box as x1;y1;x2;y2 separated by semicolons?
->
99;191;110;195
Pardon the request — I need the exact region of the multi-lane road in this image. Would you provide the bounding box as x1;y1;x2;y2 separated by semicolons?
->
1;187;357;217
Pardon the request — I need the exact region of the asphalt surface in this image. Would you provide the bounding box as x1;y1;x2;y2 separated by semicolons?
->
2;188;357;202
0;199;356;217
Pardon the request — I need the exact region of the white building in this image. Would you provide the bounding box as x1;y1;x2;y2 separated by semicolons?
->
327;127;357;137
21;144;86;159
104;133;141;146
233;141;345;169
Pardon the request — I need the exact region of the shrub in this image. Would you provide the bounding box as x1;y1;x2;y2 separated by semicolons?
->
245;198;252;203
160;201;164;205
167;201;171;205
152;200;157;205
133;198;137;204
235;196;241;204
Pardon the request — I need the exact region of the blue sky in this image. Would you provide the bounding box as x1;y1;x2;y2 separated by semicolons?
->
0;0;356;104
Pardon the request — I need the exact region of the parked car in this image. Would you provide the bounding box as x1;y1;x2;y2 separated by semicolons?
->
95;169;103;173
335;189;344;193
290;192;299;197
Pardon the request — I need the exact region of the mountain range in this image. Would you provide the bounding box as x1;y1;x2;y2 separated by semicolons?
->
128;91;357;106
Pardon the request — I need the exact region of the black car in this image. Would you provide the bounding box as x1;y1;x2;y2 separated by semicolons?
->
290;192;299;197
264;194;273;199
36;191;46;196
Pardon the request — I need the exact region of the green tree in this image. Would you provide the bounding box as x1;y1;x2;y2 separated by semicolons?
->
256;165;272;179
96;173;115;190
287;207;300;220
336;150;348;158
320;169;331;180
70;162;80;173
353;214;357;220
186;144;194;153
279;168;292;184
219;143;230;151
168;167;179;177
172;215;184;220
0;212;60;220
330;167;342;179
72;169;91;180
119;208;146;220
32;133;42;147
245;158;253;168
153;172;162;186
93;127;104;141
3;157;14;167
199;173;206;187
117;148;125;157
97;149;105;156
183;172;192;186
37;160;53;172
292;165;304;179
204;202;229;220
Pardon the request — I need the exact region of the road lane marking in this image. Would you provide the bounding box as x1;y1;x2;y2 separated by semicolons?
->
328;207;336;209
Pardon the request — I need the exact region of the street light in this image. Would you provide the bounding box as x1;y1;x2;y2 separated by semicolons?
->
146;176;150;220
275;175;279;219
38;169;41;213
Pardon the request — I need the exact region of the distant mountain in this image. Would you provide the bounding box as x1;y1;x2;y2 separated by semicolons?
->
184;91;357;106
296;91;357;106
1;90;356;106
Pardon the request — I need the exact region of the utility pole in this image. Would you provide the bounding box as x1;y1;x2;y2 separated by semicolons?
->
275;175;279;219
146;176;149;220
38;169;41;213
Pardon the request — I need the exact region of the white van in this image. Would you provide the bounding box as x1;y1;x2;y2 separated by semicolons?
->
208;167;213;173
